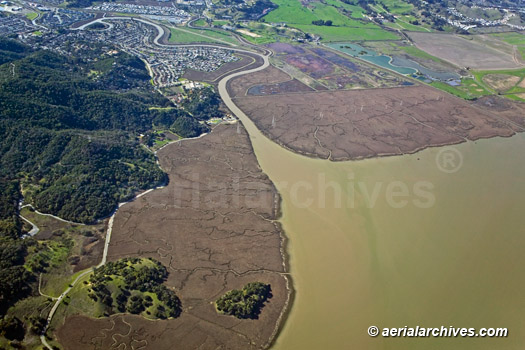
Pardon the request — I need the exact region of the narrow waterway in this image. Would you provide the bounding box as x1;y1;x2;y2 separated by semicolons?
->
220;64;525;349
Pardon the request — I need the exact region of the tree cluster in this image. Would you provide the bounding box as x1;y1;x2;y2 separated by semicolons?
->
88;258;181;319
215;282;271;319
182;87;224;121
312;19;333;26
0;181;33;317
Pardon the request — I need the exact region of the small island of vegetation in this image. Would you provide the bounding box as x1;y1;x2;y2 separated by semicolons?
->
87;257;181;319
215;282;271;319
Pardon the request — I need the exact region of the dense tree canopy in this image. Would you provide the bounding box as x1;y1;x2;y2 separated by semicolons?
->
216;282;271;319
0;38;209;223
89;258;181;319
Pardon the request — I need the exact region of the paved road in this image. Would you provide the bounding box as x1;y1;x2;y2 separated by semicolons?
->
40;16;270;350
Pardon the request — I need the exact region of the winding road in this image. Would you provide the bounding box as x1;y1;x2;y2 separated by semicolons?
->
40;16;271;350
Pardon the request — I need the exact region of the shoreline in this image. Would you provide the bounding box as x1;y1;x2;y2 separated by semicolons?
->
252;122;522;163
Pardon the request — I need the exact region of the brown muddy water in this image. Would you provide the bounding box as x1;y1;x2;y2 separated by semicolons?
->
220;77;525;350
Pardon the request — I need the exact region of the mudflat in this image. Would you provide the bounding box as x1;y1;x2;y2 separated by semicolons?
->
229;66;525;160
56;124;290;349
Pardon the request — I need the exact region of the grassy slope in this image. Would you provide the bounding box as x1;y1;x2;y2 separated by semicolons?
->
263;0;398;41
490;32;525;60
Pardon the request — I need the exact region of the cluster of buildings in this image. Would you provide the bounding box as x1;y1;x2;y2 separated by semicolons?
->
91;3;190;22
445;6;525;30
31;18;238;88
40;8;93;27
0;13;37;35
101;19;238;87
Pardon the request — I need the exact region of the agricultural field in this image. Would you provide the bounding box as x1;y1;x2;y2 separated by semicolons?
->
323;0;365;18
263;0;398;41
407;32;524;70
369;1;433;32
375;0;413;15
337;39;524;101
489;31;525;60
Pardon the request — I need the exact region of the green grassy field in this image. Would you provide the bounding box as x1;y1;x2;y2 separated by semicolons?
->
471;68;525;100
323;0;365;18
263;0;398;41
193;18;208;27
376;0;413;15
397;44;443;62
26;12;38;20
63;258;180;320
490;32;525;60
430;69;525;101
239;22;300;44
430;81;474;100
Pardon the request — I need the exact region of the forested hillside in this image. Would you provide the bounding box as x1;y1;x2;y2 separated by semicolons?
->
0;38;206;223
0;37;214;344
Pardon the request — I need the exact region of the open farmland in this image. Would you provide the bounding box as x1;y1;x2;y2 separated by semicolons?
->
263;0;398;41
229;66;525;160
55;124;290;350
490;32;525;60
407;32;524;70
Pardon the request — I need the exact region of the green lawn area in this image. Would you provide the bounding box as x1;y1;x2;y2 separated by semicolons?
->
430;75;506;101
26;12;38;20
323;0;365;18
472;68;525;90
297;24;397;41
430;81;473;100
239;22;297;44
395;18;430;32
490;32;525;60
470;68;525;100
263;0;398;41
376;0;413;15
212;19;230;26
193;18;208;27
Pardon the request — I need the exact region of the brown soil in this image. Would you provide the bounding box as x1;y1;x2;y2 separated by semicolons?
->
482;74;520;92
518;78;525;88
56;124;290;350
229;67;525;160
407;32;523;70
74;233;105;272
